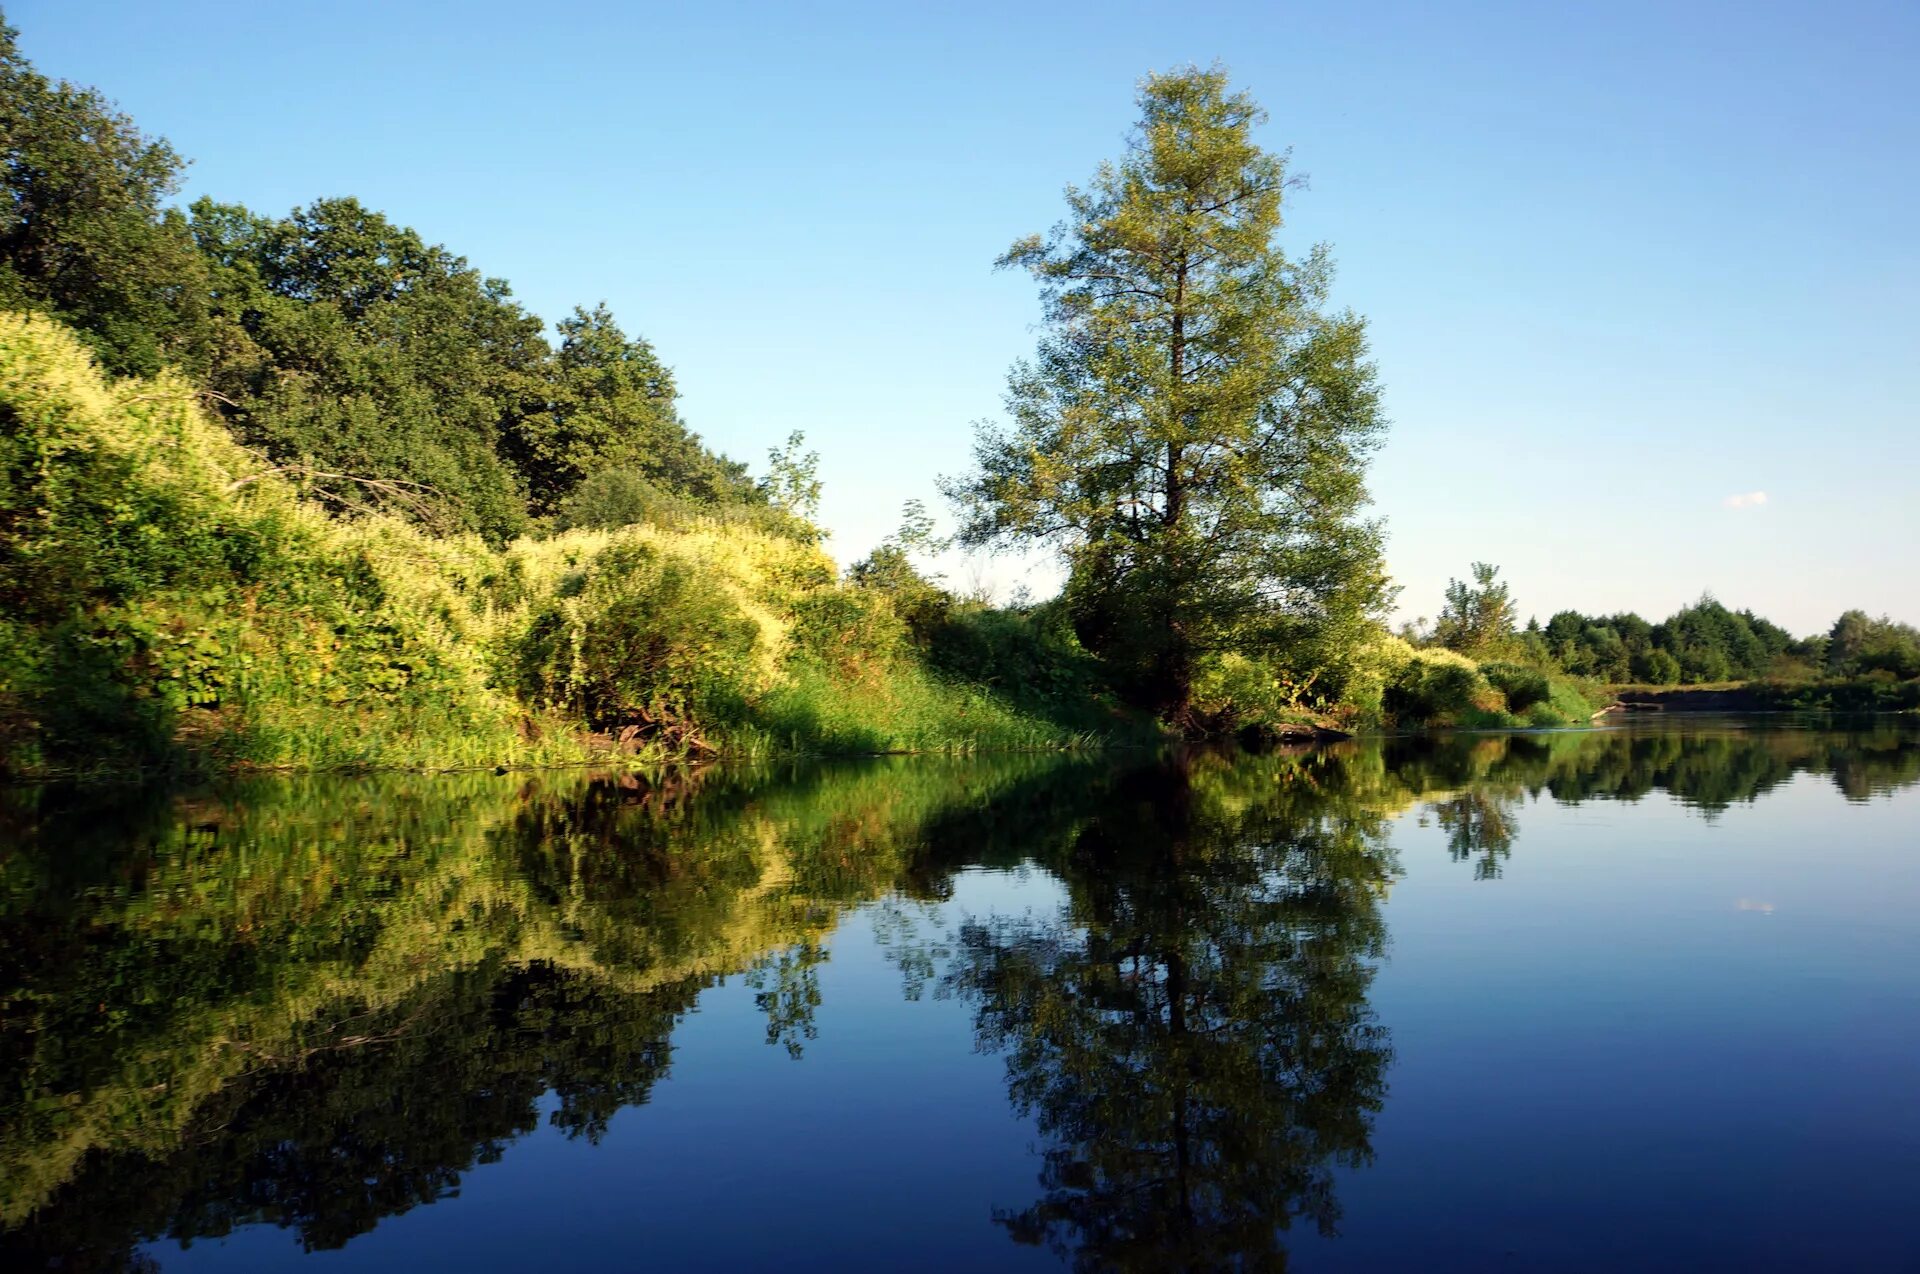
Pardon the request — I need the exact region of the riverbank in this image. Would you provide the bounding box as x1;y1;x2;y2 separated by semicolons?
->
1597;680;1920;717
0;313;1165;781
6;313;1625;782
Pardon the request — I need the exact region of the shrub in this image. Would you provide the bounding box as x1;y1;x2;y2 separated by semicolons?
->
514;541;763;732
1480;662;1552;713
1383;646;1505;727
552;468;664;531
786;588;908;679
923;601;1109;710
0;310;1143;773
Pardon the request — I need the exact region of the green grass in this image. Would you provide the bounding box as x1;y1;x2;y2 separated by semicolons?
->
723;662;1138;757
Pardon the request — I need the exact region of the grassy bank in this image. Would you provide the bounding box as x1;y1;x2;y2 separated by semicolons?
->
0;314;1143;779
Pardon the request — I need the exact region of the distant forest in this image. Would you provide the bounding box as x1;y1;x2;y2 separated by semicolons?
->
1414;562;1919;689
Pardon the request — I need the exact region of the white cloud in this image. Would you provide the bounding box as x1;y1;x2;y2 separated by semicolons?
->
1722;490;1768;510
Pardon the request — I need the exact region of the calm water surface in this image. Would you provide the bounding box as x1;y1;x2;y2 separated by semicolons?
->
3;718;1917;1272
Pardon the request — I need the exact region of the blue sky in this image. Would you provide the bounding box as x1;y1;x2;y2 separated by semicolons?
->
15;0;1916;633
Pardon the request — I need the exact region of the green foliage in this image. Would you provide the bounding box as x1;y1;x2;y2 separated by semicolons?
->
1827;609;1920;680
552;466;817;542
1351;640;1595;730
1534;595;1920;702
514;541;765;734
922;601;1114;713
0;313;1131;775
185;195;554;541
945;65;1389;725
785;586;910;676
1542;595;1796;684
1631;647;1683;685
848;499;954;632
0;26;756;542
550;466;668;530
761;430;823;524
501;303;753;515
1383;647;1501;727
1189;650;1322;735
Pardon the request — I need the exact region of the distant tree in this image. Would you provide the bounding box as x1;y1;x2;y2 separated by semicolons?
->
1631;648;1682;685
1827;610;1920;680
1828;610;1875;673
945;66;1388;726
1433;563;1516;653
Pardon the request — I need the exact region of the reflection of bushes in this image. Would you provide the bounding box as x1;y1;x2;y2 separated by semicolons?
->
0;753;1091;1238
3;725;1916;1262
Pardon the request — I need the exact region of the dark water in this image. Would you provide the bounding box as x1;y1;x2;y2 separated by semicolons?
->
3;718;1917;1272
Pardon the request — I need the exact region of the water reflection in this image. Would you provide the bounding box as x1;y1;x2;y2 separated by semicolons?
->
1;718;1915;1269
941;754;1394;1270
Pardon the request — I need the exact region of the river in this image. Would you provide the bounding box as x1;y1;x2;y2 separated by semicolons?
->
3;716;1916;1271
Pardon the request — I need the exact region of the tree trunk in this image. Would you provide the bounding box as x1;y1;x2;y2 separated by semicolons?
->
1155;258;1195;727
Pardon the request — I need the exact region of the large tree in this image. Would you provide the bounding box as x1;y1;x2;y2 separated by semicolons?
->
945;67;1389;726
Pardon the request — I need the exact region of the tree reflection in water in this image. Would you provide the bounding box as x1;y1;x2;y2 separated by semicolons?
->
942;754;1396;1271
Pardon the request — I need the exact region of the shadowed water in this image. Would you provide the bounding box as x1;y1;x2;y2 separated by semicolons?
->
2;717;1917;1271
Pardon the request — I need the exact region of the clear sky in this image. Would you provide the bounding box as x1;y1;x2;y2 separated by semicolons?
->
14;0;1916;634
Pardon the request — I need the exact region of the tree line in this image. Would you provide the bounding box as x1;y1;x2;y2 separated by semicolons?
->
1420;562;1920;687
1;19;762;544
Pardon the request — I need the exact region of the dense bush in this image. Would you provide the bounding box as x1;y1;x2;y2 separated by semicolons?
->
1630;648;1682;685
514;543;765;735
1479;662;1551;713
1383;647;1501;726
0;311;537;773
